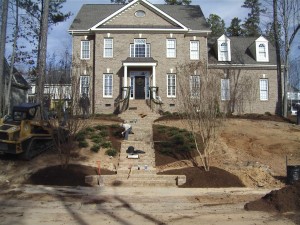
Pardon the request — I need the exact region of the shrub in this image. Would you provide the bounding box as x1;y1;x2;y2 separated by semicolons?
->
100;130;109;137
91;136;102;144
85;127;95;133
110;124;119;129
106;148;117;157
90;144;100;152
171;134;185;145
168;129;180;136
75;131;86;142
78;140;89;148
94;125;106;130
101;141;112;148
159;148;172;155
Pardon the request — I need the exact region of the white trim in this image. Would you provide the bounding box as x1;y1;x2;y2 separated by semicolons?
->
90;0;188;31
190;40;199;60
221;78;230;101
123;62;157;67
90;28;187;31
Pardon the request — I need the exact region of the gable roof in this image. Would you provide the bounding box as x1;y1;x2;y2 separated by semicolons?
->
3;58;30;90
208;36;277;66
69;2;210;32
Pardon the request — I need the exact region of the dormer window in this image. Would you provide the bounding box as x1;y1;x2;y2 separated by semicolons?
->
217;35;231;62
255;37;269;62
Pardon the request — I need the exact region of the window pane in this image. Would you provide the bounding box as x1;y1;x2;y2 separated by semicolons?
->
80;75;90;95
167;39;176;58
190;41;199;60
104;74;113;97
260;79;268;100
221;79;230;100
190;75;200;97
167;74;176;97
104;39;113;58
81;41;90;59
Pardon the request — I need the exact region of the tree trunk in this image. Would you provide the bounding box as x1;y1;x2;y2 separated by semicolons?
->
36;0;50;119
6;0;20;115
0;0;9;116
273;0;283;116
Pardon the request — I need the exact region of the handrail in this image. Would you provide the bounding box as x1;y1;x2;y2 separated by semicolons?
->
149;86;163;105
115;86;131;104
114;86;131;114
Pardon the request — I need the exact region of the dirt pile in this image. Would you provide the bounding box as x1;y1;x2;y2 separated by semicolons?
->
244;181;300;213
159;166;245;188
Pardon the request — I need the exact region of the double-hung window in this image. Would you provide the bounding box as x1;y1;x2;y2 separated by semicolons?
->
167;74;176;98
130;39;150;57
220;42;228;61
221;79;230;101
260;78;268;101
166;39;176;58
258;44;266;59
81;41;90;60
80;75;90;95
103;74;113;98
104;38;113;58
190;41;199;60
190;75;200;97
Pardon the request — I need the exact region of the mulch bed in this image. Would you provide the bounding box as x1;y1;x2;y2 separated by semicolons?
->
158;167;245;188
26;164;115;187
244;181;300;213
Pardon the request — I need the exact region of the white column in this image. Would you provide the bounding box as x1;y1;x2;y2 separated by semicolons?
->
152;65;156;98
123;65;128;98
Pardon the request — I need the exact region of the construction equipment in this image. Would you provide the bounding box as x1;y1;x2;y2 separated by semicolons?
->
0;103;54;160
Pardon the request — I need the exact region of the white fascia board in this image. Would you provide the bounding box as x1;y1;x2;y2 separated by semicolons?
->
208;63;277;68
123;62;157;67
91;28;188;32
90;0;188;31
68;30;91;34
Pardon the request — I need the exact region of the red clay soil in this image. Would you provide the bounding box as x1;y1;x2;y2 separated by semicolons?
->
25;164;115;187
158;167;245;188
244;181;300;213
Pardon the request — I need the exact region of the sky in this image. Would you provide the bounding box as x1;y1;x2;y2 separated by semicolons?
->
46;0;250;58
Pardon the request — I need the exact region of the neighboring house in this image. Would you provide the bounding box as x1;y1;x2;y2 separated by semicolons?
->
3;58;30;111
69;0;278;115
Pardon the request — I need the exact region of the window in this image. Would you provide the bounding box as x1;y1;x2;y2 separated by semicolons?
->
103;74;113;97
190;75;200;97
221;79;230;101
220;42;228;61
190;41;199;60
260;79;268;101
167;74;176;98
80;75;90;95
130;39;150;57
135;10;145;17
81;41;90;60
258;44;266;59
104;38;113;58
166;39;176;58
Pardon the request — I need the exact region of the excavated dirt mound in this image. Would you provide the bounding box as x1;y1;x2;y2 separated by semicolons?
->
244;181;300;213
25;164;115;187
158;167;245;188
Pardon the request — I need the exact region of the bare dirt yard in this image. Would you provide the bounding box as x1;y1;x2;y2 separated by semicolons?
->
0;115;300;225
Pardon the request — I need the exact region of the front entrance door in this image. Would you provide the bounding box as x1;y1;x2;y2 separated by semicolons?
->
135;76;145;99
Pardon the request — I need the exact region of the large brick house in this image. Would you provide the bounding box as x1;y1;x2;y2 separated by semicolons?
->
69;0;278;115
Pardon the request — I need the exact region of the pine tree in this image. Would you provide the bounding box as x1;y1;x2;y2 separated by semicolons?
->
207;14;226;37
111;0;133;4
227;17;244;36
164;0;191;5
242;0;264;36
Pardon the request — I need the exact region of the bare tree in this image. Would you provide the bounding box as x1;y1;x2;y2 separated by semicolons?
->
0;0;9;116
177;61;224;171
36;0;50;119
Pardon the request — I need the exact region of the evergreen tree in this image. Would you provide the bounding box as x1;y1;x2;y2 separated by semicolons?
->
242;0;264;36
207;14;226;37
227;17;244;36
111;0;133;4
164;0;191;5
